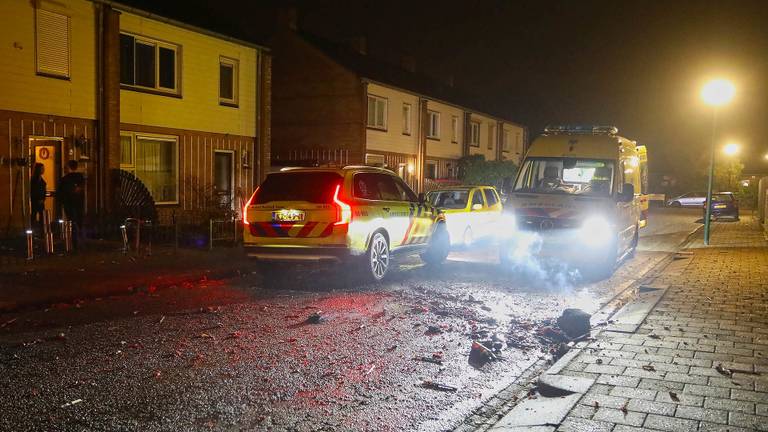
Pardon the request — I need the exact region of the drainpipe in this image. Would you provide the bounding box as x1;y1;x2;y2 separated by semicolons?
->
96;3;104;232
417;98;428;193
497;121;504;161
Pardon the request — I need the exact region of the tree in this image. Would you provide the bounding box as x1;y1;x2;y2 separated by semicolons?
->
713;158;744;192
457;154;518;190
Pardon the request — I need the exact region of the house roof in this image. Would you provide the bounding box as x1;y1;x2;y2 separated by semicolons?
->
299;32;524;128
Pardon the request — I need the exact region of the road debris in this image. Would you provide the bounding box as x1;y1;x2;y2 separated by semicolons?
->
669;391;680;402
715;363;732;376
305;311;323;324
556;308;591;338
642;364;656;372
61;399;83;408
414;356;443;365
469;341;497;366
420;380;457;392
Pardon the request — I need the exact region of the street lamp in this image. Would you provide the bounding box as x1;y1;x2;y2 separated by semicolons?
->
701;78;735;245
723;143;740;156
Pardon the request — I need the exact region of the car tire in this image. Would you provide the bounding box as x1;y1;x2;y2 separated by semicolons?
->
628;225;639;258
422;223;450;266
365;231;390;282
670;201;681;208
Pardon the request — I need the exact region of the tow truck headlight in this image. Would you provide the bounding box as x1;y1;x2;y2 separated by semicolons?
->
579;216;613;247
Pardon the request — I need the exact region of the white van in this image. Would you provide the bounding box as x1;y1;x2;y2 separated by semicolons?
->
501;126;647;276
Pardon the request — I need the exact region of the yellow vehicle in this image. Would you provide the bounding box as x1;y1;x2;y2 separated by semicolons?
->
426;186;504;246
502;125;648;276
242;166;450;281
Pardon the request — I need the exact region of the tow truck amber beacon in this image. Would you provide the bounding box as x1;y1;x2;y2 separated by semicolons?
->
242;166;450;281
502;125;648;277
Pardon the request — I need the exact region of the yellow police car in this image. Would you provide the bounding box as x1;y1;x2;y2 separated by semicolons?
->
243;166;450;281
426;186;504;246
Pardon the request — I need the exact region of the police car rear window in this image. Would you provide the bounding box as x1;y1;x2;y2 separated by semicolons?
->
255;172;342;204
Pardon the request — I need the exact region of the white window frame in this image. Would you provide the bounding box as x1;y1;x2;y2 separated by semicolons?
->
35;8;71;79
470;121;481;147
502;130;511;152
488;124;495;150
119;132;179;204
402;103;412;135
219;56;239;106
451;115;459;143
425;160;438;180
427;111;440;139
367;95;388;130
120;32;181;95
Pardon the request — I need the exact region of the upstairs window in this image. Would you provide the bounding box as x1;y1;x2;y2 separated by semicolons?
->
120;33;180;94
488;124;495;150
502;130;511;151
36;8;71;79
470;121;480;147
219;57;239;106
402;103;412;135
367;95;387;130
451;115;459;143
427;111;440;139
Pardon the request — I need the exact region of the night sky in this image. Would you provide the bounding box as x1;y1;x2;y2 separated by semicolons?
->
123;0;768;176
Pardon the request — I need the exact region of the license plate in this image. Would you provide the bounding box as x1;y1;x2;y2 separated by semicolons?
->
272;209;305;222
714;204;727;209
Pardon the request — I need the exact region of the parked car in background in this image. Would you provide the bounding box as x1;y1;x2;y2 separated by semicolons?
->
703;192;739;220
667;192;706;207
426;186;503;246
242;166;450;282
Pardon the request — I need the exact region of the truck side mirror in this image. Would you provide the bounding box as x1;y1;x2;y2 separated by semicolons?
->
619;183;635;202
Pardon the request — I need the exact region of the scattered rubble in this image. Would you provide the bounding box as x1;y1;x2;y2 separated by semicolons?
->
556;308;591;338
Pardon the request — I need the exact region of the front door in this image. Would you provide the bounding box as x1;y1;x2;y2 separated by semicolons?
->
214;151;234;209
30;137;62;218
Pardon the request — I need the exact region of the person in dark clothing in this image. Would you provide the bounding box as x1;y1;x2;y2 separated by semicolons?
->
30;163;47;234
59;160;86;247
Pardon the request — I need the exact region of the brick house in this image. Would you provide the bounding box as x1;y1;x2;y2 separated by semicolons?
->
270;24;526;192
0;0;271;236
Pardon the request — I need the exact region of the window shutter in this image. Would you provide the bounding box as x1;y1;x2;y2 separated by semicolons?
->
36;9;70;78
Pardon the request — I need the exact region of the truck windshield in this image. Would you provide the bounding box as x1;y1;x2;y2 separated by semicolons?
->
428;190;469;209
513;158;615;196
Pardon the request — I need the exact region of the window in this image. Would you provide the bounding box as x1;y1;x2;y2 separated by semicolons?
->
451;116;459;143
365;153;386;167
120;133;178;203
470;122;481;147
120;33;179;94
367;95;387;129
502;130;511;151
471;190;484;208
219;57;239;106
483;189;499;206
257;172;342;204
36;8;70;78
425;161;437;180
515;132;522;153
427;111;440;139
402;103;412;135
488;124;495;150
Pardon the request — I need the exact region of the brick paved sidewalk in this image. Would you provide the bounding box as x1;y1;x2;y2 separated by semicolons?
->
551;217;768;431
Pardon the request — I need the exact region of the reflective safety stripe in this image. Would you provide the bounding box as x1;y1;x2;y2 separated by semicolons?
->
249;221;334;238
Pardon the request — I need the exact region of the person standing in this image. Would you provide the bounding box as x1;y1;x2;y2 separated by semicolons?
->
59;160;85;248
30;163;47;234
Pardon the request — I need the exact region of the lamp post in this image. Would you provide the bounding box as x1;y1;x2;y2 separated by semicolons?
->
700;79;735;245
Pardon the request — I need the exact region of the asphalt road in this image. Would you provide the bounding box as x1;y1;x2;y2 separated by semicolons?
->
0;208;700;432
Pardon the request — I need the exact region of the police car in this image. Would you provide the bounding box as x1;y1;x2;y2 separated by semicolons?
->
243;166;450;281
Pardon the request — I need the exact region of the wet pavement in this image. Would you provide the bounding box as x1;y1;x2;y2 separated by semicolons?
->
0;208;698;431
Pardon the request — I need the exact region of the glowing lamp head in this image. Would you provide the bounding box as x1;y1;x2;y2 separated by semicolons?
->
723;143;739;156
701;79;735;107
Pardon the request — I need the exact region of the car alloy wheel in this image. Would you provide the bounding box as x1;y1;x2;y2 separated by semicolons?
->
369;233;389;281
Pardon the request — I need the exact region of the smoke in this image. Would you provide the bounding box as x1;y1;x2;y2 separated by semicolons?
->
500;230;582;291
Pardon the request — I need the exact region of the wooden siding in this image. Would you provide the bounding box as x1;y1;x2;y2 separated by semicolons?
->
120;123;256;225
119;11;258;137
0;0;97;120
0;110;97;233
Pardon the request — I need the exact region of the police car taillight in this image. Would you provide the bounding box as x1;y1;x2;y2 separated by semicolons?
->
242;187;259;226
333;183;351;225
